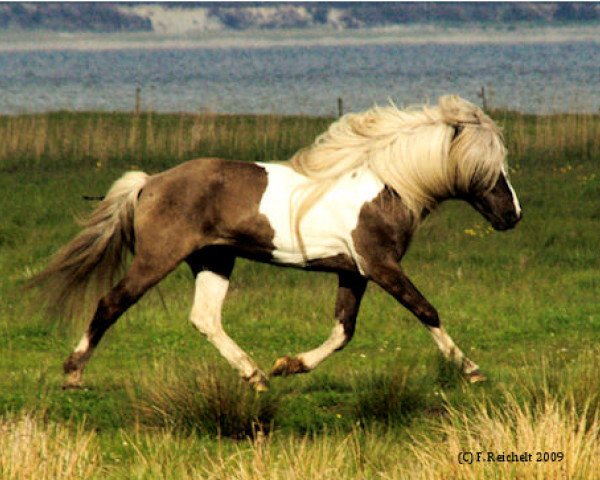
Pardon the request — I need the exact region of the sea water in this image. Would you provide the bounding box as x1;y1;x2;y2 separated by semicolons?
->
0;26;598;115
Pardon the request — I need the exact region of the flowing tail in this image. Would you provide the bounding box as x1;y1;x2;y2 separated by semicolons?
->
28;171;149;320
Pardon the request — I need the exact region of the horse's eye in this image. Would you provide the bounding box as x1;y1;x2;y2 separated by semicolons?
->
452;125;464;141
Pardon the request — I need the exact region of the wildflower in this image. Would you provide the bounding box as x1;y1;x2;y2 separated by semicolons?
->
559;165;573;174
464;228;477;236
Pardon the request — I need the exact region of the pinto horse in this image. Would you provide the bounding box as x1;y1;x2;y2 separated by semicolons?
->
31;95;521;391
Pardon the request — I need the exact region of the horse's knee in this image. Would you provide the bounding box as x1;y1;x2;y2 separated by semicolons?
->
334;333;353;352
189;269;229;337
418;305;440;328
86;294;127;345
92;276;146;327
190;309;219;339
325;323;353;355
338;320;356;344
189;314;209;336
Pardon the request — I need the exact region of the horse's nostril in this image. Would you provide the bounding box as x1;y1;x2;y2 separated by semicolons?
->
504;211;520;225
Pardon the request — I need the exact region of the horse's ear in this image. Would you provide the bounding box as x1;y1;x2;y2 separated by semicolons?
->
451;125;464;141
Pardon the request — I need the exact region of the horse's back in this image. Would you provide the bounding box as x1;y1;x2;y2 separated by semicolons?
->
139;157;271;209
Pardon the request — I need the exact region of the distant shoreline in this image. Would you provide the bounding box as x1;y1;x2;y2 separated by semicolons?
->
1;24;598;53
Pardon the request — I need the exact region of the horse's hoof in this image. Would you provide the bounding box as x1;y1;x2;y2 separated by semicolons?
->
62;382;84;390
246;369;269;392
466;370;486;383
270;355;309;377
270;356;291;376
62;370;84;390
253;380;269;392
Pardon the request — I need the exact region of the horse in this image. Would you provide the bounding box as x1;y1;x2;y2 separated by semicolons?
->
30;95;521;392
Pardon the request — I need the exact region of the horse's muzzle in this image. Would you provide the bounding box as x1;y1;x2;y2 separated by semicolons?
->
492;210;522;231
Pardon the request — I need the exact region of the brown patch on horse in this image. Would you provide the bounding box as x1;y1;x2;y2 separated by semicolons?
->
352;188;443;330
304;253;357;272
137;158;277;262
351;187;415;272
465;173;521;230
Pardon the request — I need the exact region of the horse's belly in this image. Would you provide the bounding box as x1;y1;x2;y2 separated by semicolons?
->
268;237;352;266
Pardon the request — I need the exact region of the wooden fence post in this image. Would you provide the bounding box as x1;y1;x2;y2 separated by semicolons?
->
477;86;487;111
337;97;344;117
134;87;141;115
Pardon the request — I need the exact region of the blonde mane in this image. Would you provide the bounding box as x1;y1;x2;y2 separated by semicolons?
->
288;95;507;253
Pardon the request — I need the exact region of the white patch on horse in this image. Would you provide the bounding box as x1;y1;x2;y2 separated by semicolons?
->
190;270;266;384
74;335;90;354
258;163;383;273
298;323;347;370
502;166;521;217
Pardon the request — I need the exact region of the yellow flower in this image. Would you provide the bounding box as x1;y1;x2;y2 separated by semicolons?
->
464;229;477;236
559;165;573;174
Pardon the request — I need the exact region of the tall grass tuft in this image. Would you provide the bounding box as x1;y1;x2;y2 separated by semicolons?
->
0;411;99;480
3;387;598;478
407;393;600;480
131;362;280;439
125;426;409;479
352;367;433;424
519;348;600;425
126;388;600;479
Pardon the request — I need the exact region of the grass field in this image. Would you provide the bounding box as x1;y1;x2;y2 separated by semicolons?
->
1;109;599;478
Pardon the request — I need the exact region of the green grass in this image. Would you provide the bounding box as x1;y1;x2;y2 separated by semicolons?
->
1;110;599;477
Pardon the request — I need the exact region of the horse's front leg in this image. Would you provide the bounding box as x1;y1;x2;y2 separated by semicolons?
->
368;259;485;382
271;272;367;377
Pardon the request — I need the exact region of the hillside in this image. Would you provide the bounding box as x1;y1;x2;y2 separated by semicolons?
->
0;3;151;32
0;2;598;33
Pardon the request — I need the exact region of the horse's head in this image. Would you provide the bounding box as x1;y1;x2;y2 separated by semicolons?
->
464;167;522;231
448;117;522;231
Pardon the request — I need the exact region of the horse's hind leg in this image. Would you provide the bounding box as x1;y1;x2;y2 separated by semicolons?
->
188;253;269;391
63;257;178;388
271;272;367;376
